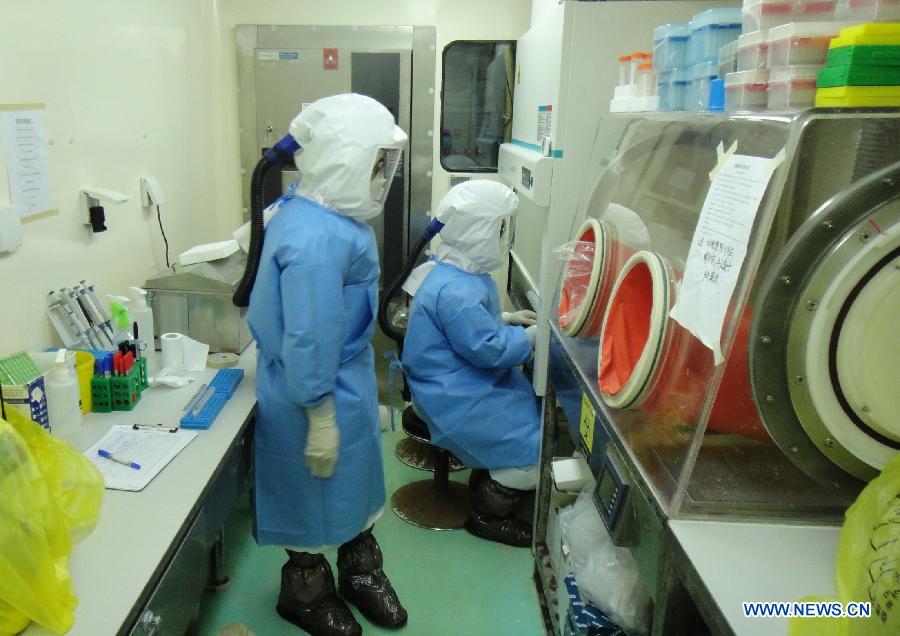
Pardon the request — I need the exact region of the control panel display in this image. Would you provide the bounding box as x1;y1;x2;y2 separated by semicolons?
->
593;449;630;531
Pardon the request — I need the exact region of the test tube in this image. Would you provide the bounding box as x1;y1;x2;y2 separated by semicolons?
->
618;54;632;86
630;52;649;86
636;62;656;97
192;386;216;417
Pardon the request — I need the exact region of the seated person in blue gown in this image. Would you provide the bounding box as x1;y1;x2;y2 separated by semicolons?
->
402;180;542;547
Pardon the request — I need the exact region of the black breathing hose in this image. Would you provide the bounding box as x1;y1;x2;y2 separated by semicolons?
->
377;219;445;354
376;218;444;403
232;134;301;308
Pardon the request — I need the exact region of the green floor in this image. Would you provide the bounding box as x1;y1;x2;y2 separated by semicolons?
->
196;429;547;636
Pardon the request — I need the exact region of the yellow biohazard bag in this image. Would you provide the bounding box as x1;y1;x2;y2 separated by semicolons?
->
0;409;104;635
790;454;900;636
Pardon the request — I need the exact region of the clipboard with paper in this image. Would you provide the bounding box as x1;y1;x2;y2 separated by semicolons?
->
85;424;198;491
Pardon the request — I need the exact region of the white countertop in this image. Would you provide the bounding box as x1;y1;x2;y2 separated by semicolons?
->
669;519;842;636
25;351;257;635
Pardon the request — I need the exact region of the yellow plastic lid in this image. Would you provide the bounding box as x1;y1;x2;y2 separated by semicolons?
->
830;22;900;48
816;84;900;107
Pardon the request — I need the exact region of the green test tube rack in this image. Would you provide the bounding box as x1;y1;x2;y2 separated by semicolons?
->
91;357;148;412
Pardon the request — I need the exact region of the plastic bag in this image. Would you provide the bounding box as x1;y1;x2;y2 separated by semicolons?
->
0;408;104;634
555;239;598;331
790;454;900;636
560;487;651;635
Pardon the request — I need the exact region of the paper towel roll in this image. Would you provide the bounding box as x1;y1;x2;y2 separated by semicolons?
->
159;332;211;372
160;332;184;370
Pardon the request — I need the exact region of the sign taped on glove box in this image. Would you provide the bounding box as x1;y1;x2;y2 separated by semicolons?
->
670;147;784;364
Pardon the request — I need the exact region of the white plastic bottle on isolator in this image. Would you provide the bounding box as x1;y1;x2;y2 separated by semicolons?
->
45;348;82;438
129;286;156;369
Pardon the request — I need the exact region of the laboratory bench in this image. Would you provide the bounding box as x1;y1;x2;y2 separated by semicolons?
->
24;349;257;636
532;320;843;636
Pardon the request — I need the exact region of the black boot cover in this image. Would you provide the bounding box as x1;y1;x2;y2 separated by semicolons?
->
337;528;408;628
277;551;361;636
468;468;490;491
464;477;534;547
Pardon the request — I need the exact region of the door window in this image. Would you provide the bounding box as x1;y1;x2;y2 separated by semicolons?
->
440;41;516;173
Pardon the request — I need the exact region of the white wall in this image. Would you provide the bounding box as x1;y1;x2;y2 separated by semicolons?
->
0;0;221;352
531;0;562;23
0;0;531;354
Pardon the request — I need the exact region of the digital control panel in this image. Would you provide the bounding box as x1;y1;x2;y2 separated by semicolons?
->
593;447;630;531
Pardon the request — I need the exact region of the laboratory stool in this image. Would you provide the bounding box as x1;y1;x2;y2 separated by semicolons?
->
394;406;465;473
390;406;470;530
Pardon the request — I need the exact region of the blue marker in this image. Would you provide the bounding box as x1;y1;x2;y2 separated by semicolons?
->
98;448;141;470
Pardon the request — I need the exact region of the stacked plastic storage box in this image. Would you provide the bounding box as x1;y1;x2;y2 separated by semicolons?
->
846;0;900;21
686;8;743;110
727;0;850;109
742;0;838;31
655;23;690;110
767;22;851;107
817;22;900;105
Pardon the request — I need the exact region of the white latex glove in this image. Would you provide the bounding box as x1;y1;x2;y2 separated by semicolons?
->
525;325;538;348
502;309;538;326
305;396;340;478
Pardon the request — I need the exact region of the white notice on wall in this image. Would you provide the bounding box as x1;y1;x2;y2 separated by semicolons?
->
669;150;783;365
0;108;51;218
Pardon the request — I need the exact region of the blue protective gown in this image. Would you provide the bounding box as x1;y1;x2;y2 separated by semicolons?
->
247;196;385;548
402;262;541;469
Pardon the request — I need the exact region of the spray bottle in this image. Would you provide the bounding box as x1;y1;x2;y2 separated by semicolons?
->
129;287;156;368
45;348;82;438
107;295;132;344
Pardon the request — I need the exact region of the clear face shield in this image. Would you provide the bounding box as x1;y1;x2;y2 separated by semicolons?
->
370;147;402;209
499;215;513;259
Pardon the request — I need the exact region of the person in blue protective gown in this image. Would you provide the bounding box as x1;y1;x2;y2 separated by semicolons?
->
247;94;408;636
401;180;542;547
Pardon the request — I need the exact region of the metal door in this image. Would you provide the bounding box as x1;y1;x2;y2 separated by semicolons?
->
235;25;435;285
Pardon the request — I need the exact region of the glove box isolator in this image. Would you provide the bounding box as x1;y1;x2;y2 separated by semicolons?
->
551;109;900;524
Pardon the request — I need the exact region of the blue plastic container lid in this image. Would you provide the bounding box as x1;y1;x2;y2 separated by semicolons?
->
653;23;690;42
692;61;719;80
690;7;742;31
709;78;726;110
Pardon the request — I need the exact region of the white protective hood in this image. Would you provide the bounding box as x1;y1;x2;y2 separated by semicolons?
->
288;94;408;220
403;180;519;295
435;180;519;273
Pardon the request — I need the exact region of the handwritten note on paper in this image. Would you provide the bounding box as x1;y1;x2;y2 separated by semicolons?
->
85;425;198;491
669;152;782;365
0;108;51;218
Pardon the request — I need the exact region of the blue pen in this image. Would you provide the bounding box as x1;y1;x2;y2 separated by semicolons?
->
98;448;141;470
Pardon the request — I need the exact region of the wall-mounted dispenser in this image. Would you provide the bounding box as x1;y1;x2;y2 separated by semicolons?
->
82;187;129;233
139;176;166;207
